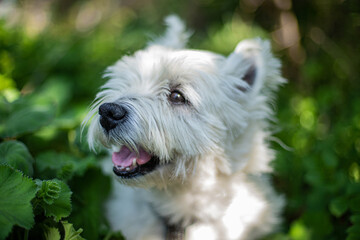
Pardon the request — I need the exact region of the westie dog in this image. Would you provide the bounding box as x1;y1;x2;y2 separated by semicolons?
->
85;16;285;240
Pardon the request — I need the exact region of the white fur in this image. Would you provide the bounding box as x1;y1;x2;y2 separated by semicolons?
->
84;16;285;239
149;15;192;49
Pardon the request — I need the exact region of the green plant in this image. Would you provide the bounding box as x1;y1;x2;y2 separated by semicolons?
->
0;93;112;240
1;1;360;239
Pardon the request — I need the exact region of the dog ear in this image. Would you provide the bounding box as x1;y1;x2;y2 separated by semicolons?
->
222;39;284;96
148;15;192;49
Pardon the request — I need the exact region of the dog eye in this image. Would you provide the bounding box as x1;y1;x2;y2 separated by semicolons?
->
169;91;186;104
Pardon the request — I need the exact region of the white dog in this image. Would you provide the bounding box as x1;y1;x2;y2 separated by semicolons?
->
85;16;285;240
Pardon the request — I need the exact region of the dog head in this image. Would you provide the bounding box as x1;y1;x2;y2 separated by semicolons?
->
84;16;285;188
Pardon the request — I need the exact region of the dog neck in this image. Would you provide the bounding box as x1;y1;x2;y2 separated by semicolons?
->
147;124;273;226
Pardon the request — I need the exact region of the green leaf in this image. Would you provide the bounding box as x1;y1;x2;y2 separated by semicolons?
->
0;165;37;239
322;151;338;168
40;179;72;222
44;226;61;240
0;97;11;121
289;220;311;240
57;164;75;181
202;19;267;55
0;103;55;138
62;221;84;240
35;152;96;181
349;196;360;213
350;215;360;224
330;196;348;217
68;168;111;240
347;214;360;240
302;211;333;238
0;140;34;176
36;179;61;205
31;78;72;111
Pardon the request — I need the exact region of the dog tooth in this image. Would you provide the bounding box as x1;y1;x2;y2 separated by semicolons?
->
132;158;137;167
126;167;130;171
112;145;121;152
116;166;124;170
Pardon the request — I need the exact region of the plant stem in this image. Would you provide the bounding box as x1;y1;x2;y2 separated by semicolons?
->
24;229;29;240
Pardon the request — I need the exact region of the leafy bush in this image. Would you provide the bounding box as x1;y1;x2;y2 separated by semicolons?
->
0;93;111;240
0;1;360;240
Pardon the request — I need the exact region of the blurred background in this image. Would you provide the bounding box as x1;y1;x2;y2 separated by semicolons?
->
0;0;359;239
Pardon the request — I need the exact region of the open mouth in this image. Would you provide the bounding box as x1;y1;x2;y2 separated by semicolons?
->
112;145;160;178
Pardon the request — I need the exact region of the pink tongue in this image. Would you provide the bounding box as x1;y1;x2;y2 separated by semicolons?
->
112;146;152;167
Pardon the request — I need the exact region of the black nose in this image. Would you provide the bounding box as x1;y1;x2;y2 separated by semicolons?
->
99;103;127;132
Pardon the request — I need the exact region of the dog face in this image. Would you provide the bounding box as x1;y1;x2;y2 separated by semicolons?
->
84;16;284;188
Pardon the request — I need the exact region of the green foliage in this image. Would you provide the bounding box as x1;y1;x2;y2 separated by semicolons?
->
0;96;56;138
36;152;96;181
36;179;62;205
288;220;311;240
62;221;85;240
0;165;37;239
0;140;34;176
35;179;72;222
44;226;61;240
348;215;360;240
329;196;348;218
201;18;268;54
40;180;72;222
0;53;110;238
0;1;359;239
68;168;111;240
43;221;85;240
